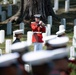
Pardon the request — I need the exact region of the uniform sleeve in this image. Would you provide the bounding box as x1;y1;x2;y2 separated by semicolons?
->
31;22;38;31
41;26;46;33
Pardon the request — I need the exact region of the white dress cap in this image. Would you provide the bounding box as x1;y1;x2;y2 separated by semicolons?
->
52;48;69;60
0;53;19;67
56;25;65;35
11;41;30;52
48;36;69;47
34;14;41;18
22;48;69;65
42;35;57;42
13;29;24;35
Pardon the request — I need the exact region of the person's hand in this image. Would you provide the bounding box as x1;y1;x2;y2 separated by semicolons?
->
39;21;42;25
37;21;42;26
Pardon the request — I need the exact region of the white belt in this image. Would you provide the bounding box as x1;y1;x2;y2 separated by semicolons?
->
33;32;42;33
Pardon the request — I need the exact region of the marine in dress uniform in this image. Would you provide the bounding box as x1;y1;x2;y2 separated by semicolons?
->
11;41;30;65
0;53;20;75
22;48;69;75
56;25;66;37
11;41;31;75
12;29;23;44
31;14;46;51
43;35;69;50
43;36;70;75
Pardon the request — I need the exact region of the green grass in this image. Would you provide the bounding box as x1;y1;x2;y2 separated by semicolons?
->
0;32;75;75
0;0;76;74
0;32;73;53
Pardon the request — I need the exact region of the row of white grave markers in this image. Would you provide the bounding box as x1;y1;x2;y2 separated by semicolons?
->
47;16;66;36
7;21;25;36
46;16;66;36
61;18;76;30
53;0;70;13
3;18;76;53
7;21;12;35
7;21;24;35
3;0;8;4
0;4;12;22
0;30;5;44
3;0;17;4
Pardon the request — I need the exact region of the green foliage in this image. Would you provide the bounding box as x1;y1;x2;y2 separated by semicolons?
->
69;62;76;70
70;70;76;75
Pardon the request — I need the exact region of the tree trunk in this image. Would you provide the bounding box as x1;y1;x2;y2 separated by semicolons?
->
16;0;60;24
0;0;60;24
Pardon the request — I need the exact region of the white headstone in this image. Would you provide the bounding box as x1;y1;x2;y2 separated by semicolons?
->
54;0;59;11
69;46;75;60
65;0;70;12
45;26;48;36
13;31;16;41
42;33;46;46
0;4;2;14
5;39;11;53
13;0;17;4
61;18;66;30
0;30;5;44
1;11;6;21
7;4;12;17
0;49;2;56
47;16;52;36
47;16;52;26
7;22;12;35
74;19;76;26
53;8;57;14
3;0;8;4
46;24;51;36
27;31;33;45
72;26;76;47
19;22;25;34
74;26;76;37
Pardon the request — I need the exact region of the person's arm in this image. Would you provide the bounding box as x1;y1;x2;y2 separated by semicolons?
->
31;22;38;31
38;21;46;33
39;21;46;26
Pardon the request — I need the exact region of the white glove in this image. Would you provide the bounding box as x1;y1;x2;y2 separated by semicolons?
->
39;21;42;25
